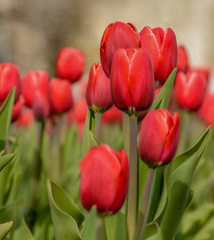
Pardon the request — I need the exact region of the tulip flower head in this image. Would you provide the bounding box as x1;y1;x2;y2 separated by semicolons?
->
175;70;207;111
0;63;22;103
140;26;177;84
176;45;189;73
86;62;113;113
80;144;129;214
111;48;155;116
56;47;85;83
100;21;141;77
138;109;180;168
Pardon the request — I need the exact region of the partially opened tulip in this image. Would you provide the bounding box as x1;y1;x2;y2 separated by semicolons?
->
0;63;22;103
111;48;155;116
140;26;177;84
175;70;207;111
100;21;141;77
139;109;180;168
80;144;129;214
56;47;85;83
86;62;113;113
50;78;74;114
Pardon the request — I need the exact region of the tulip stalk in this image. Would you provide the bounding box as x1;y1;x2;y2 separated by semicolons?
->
127;114;138;240
94;112;102;140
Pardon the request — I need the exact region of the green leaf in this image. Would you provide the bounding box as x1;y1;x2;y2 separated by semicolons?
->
81;109;95;157
0;88;15;151
47;180;83;240
0;221;13;240
81;206;97;240
13;219;34;240
150;68;177;111
0;153;15;172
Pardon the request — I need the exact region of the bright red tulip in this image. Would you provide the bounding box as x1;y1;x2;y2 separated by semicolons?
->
56;47;85;83
138;109;180;168
50;78;73;114
175;70;207;111
86;62;113;113
80;144;129;214
100;21;141;77
177;45;189;73
0;63;21;103
111;48;155;116
22;71;50;108
140;26;177;84
198;92;214;126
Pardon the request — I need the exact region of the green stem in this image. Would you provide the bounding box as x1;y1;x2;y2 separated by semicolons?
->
136;168;155;240
94;112;102;140
127;115;138;240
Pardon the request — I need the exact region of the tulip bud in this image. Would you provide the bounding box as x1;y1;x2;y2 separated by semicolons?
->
50;78;74;114
0;63;21;103
22;71;50;108
140;26;177;84
175;70;207;111
100;21;141;77
111;48;155;116
86;63;113;113
198;92;214;126
176;45;189;73
80;144;129;214
56;47;85;83
138;109;180;168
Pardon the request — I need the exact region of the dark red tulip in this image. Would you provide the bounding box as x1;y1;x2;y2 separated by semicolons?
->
100;21;141;77
32;91;50;120
0;63;21;103
140;26;177;84
22;71;50;108
175;70;207;111
86;62;113;113
80;144;129;214
111;48;155;116
138;109;180;168
198;92;214;126
50;78;73;114
56;47;85;83
176;45;189;73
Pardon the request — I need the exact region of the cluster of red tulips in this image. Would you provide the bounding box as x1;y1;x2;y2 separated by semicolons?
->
0;21;213;240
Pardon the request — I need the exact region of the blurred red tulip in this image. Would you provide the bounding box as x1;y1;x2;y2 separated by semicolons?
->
176;45;189;73
12;96;25;122
16;107;34;128
111;48;155;116
56;47;85;83
100;21;141;77
102;105;122;124
139;109;180;168
140;26;177;84
80;144;129;214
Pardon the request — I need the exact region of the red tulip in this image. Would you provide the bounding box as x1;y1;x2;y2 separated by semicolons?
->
80;144;129;214
0;63;21;103
102;105;122;124
176;45;189;73
12;96;25;122
22;71;50;108
86;62;113;113
140;26;177;84
16;107;34;128
190;66;211;88
50;78;73;114
56;47;85;83
138;109;180;168
32;91;50;120
111;48;155;116
175;70;207;111
198;92;214;126
100;21;141;77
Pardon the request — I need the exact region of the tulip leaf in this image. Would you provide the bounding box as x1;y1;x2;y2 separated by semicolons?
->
47;180;82;240
81;206;97;240
0;221;13;240
150;68;177;111
13;218;34;240
0;88;15;151
157;127;211;240
81;109;95;157
0;153;15;172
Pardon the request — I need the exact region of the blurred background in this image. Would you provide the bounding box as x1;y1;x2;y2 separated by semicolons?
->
0;0;214;79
